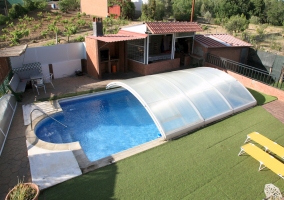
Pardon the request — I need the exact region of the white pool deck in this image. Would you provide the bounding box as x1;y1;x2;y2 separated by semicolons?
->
23;101;166;189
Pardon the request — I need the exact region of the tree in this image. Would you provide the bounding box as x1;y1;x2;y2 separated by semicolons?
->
164;0;172;18
121;1;135;19
141;4;149;20
250;0;265;23
172;0;192;21
204;11;212;23
224;14;249;33
154;0;165;20
266;0;284;26
64;25;78;42
58;0;80;13
148;0;156;20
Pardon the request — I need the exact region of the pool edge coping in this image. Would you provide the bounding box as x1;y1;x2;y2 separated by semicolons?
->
25;90;167;173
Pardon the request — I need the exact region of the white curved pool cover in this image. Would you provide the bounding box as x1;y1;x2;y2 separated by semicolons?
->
107;67;257;140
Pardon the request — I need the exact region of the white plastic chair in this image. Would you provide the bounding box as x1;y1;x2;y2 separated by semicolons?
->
32;78;46;95
43;73;55;89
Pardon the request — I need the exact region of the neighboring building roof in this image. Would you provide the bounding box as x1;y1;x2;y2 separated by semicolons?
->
195;34;252;48
107;67;256;140
87;30;148;42
146;22;203;34
121;22;202;34
0;44;28;57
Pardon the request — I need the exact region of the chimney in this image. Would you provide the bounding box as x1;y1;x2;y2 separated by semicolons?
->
93;17;103;37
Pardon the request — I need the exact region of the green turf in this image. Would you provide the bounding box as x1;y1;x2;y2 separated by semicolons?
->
247;88;277;105
39;104;284;199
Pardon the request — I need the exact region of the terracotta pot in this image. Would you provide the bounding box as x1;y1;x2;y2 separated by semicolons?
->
5;183;39;200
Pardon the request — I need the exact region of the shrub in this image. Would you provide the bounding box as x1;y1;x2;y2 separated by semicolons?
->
75;35;85;42
202;25;208;30
8;3;28;19
58;0;80;13
250;16;260;25
0;14;9;25
224;14;249;33
44;41;55;46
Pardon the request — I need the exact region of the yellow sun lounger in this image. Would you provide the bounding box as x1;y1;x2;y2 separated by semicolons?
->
244;132;284;159
238;143;284;179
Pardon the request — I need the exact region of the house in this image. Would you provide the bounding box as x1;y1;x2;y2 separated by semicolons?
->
85;18;202;79
81;0;109;18
193;34;253;65
81;0;133;19
81;0;149;19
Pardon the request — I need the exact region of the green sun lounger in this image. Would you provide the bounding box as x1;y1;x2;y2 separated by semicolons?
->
238;143;284;179
244;132;284;159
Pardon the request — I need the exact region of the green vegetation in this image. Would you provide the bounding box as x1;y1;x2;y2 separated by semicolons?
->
39;92;284;199
58;0;80;13
108;0;135;19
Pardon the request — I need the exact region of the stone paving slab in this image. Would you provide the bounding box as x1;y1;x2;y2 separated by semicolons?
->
0;73;141;199
27;141;82;190
262;100;284;124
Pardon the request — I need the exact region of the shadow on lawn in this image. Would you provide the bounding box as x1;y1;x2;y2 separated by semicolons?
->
248;88;271;105
39;162;118;200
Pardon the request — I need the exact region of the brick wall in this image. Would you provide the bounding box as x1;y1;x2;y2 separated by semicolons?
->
193;40;248;63
0;57;10;83
86;37;100;79
206;63;284;101
129;58;180;75
108;5;121;18
209;48;242;62
81;0;108;17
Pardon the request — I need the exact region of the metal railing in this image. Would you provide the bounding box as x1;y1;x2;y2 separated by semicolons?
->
206;53;284;90
30;108;67;130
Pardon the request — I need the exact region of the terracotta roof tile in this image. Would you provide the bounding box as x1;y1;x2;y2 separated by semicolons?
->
146;22;202;34
87;30;147;42
195;34;252;48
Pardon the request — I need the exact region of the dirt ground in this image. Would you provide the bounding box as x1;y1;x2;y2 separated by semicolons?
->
1;10;284;55
197;19;284;56
0;8;94;48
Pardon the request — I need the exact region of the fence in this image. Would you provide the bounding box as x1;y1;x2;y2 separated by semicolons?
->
0;94;17;155
206;53;284;90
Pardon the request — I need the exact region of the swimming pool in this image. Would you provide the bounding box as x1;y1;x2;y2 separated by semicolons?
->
35;89;161;161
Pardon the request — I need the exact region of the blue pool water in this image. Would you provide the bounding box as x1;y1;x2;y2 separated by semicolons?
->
35;89;161;161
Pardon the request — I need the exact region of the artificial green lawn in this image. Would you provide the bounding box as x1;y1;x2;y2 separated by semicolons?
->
39;90;283;200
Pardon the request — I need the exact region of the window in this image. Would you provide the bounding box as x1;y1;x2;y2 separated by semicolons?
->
127;39;145;63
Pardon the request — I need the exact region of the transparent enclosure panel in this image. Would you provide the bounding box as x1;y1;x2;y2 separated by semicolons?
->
181;68;256;109
216;81;256;108
107;67;256;139
123;76;204;135
161;71;232;120
0;96;14;134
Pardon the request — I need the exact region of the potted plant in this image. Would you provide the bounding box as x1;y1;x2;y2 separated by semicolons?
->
5;176;39;200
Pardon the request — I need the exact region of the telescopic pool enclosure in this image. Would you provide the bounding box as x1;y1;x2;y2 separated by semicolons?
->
107;67;257;140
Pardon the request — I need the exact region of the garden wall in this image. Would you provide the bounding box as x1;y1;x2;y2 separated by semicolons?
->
10;43;86;79
206;63;284;101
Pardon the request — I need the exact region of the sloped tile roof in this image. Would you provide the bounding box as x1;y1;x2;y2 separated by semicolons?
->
87;30;147;42
146;22;202;34
0;44;28;57
195;34;252;48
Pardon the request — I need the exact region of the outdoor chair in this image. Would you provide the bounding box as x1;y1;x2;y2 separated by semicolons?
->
238;143;284;179
32;78;46;95
244;132;284;159
43;73;55;89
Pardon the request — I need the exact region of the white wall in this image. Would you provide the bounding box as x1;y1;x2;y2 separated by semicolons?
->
10;42;86;79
